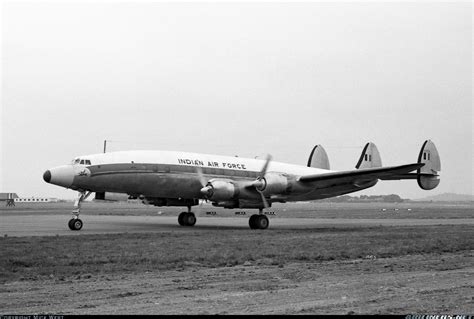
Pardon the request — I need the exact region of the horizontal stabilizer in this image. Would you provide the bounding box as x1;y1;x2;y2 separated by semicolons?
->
299;163;423;184
356;142;382;169
307;145;330;170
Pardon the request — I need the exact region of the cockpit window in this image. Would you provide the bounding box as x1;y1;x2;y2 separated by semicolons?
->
73;158;80;164
85;160;91;165
80;160;85;164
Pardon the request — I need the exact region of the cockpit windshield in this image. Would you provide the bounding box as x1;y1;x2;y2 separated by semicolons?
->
71;158;91;165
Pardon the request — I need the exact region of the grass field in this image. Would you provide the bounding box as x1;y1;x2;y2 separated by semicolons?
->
1;201;473;314
1;224;472;284
1;200;472;219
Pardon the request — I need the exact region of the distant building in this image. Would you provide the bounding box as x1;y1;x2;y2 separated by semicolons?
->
0;193;59;203
0;193;19;206
14;197;59;203
0;193;19;201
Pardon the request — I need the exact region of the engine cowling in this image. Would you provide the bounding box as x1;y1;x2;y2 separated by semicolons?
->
254;173;289;195
201;179;237;201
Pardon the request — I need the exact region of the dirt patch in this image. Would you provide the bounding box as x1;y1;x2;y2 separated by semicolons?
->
1;252;472;314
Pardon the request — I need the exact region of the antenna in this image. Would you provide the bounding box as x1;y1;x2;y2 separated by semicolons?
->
103;140;107;153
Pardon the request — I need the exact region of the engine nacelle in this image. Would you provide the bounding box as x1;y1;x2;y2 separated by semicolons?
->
255;173;289;195
205;179;236;201
212;200;238;209
212;199;270;209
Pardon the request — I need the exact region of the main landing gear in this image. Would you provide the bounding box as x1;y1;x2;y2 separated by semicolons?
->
68;191;92;231
249;209;269;230
178;206;196;227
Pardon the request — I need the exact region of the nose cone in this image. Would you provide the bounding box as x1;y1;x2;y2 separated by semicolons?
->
43;170;51;183
43;165;75;188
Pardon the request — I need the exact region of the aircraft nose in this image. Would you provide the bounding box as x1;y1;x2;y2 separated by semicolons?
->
43;165;74;188
43;170;51;183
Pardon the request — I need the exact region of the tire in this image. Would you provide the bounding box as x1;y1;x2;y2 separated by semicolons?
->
68;219;75;230
249;214;258;229
71;219;83;231
185;213;196;226
178;212;187;226
255;215;269;230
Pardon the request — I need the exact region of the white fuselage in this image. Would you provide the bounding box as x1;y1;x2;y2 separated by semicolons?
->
44;150;374;208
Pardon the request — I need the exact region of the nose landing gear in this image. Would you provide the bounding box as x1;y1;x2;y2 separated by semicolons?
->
68;191;92;231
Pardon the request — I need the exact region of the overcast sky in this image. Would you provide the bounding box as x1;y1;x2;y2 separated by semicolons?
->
1;1;472;200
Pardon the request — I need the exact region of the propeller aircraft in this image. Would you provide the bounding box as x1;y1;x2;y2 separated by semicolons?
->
43;140;441;230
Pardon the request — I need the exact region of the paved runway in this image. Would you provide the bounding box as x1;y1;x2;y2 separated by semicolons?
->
1;214;473;237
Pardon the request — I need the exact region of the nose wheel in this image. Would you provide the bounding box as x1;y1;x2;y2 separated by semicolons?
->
68;191;92;231
68;218;83;231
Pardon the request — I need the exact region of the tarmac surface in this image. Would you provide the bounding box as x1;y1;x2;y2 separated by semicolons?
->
1;214;474;237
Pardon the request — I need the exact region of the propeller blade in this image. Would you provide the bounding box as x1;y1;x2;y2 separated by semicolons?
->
196;166;207;187
259;154;272;178
258;191;269;208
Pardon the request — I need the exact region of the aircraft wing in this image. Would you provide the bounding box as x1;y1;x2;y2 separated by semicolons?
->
298;163;425;186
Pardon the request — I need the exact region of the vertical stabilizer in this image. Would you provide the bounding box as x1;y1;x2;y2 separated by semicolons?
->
355;142;382;169
417;140;441;190
307;145;330;170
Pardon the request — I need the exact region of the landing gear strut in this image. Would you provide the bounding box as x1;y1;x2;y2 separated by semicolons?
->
249;209;269;230
68;191;92;231
178;206;196;227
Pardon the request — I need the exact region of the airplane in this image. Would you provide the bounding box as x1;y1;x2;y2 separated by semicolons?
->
43;140;441;231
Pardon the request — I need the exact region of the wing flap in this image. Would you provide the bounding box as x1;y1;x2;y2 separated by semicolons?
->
298;163;424;185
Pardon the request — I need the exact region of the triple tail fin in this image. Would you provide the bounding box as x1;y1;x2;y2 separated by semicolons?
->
355;142;382;169
417;140;441;190
307;145;330;170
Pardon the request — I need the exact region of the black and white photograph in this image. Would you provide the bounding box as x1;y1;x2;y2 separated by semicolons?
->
0;0;472;315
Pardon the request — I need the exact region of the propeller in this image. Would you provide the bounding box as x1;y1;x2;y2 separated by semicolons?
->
196;155;273;209
253;154;272;208
196;167;213;199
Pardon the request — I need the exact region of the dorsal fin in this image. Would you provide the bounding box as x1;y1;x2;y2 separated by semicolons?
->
355;142;382;169
307;145;330;170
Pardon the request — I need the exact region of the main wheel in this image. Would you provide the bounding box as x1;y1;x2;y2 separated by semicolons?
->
178;212;187;226
184;213;196;226
249;214;258;229
69;218;83;231
255;215;269;229
68;218;75;230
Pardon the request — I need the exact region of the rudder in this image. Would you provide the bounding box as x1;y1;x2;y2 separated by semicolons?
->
356;142;382;169
307;145;330;170
417;140;441;190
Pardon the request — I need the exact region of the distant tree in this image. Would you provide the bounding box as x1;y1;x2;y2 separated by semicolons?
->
383;194;403;202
